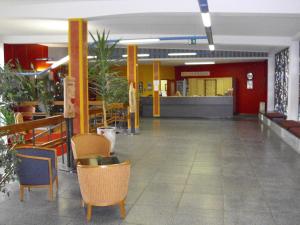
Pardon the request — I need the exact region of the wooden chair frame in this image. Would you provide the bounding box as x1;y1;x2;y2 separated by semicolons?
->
15;146;58;201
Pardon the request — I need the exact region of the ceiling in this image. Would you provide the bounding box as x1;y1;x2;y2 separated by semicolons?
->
136;58;266;66
0;0;299;65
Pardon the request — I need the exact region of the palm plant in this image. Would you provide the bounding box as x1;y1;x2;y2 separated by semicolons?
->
89;30;128;127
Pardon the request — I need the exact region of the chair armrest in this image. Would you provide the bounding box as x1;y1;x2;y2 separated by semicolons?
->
15;147;57;169
35;147;57;170
16;153;50;161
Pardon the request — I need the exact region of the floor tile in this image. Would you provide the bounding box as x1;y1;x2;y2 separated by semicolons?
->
179;193;224;210
224;210;276;225
125;205;174;225
1;118;300;225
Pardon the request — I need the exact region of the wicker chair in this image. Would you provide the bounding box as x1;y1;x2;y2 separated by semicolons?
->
71;133;111;162
14;112;24;124
15;146;58;201
77;161;131;221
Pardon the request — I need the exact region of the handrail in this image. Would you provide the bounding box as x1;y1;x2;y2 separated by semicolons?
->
0;115;64;136
19;100;103;107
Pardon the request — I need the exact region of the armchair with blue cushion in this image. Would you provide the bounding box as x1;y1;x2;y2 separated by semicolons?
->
15;146;58;201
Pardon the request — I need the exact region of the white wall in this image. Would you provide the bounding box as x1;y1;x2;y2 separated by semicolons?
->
267;52;275;112
287;41;300;120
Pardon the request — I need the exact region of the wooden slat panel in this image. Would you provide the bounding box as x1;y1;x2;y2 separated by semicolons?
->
38;136;67;147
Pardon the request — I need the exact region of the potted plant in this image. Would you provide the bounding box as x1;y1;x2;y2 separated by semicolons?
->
36;76;55;116
0;62;37;120
0;140;18;195
89;31;128;152
0;62;55;119
0;107;22;195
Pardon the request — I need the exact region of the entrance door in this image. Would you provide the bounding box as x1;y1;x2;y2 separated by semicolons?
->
167;80;176;96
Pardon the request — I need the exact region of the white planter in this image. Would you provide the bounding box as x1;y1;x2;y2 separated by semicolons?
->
97;127;116;153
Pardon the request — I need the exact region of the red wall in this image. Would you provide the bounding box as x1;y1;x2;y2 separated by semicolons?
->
175;61;268;114
4;44;48;70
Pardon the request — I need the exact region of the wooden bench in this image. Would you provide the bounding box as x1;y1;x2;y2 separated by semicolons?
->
259;112;300;154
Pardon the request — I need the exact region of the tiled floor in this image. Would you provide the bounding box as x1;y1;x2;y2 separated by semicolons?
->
1;118;300;225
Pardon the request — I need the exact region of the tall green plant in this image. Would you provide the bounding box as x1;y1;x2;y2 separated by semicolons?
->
89;30;128;127
0;62;37;106
37;76;55;116
0;103;15;125
0;141;18;194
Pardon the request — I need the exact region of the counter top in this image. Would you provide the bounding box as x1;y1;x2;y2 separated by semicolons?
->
141;96;233;105
140;96;234;118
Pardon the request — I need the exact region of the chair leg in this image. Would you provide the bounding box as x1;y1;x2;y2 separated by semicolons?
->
55;176;58;192
19;185;24;201
119;200;126;219
87;204;92;222
48;184;53;201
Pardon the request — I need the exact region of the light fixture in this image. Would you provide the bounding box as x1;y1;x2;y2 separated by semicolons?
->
122;54;150;58
47;55;96;66
168;52;197;56
138;54;150;57
119;38;160;44
209;44;215;51
35;58;49;61
201;13;211;27
184;61;215;65
49;56;69;69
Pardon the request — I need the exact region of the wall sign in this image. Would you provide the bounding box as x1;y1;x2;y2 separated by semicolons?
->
153;80;160;91
246;72;254;89
64;77;76;118
181;71;210;77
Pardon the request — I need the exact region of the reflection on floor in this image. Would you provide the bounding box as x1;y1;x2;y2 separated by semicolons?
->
1;118;300;225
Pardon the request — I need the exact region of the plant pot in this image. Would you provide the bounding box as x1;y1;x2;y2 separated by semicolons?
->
14;105;36;121
97;127;116;153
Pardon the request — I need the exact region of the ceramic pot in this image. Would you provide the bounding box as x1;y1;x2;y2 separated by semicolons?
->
97;127;116;153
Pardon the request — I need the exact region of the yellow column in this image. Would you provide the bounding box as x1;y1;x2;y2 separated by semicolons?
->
127;45;139;130
68;18;89;134
153;61;160;117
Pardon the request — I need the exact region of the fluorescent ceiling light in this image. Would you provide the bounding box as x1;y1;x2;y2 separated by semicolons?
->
168;52;197;56
122;54;150;58
184;61;215;65
209;44;215;51
119;38;160;44
47;55;96;66
201;13;211;27
49;56;69;69
137;54;150;57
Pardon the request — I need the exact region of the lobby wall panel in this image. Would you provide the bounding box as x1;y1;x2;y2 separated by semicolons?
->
175;61;267;114
4;44;48;70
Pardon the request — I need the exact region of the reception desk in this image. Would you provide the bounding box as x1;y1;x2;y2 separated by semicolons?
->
140;96;234;118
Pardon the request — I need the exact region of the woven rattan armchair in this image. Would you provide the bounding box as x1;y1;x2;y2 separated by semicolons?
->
77;161;131;221
71;133;111;162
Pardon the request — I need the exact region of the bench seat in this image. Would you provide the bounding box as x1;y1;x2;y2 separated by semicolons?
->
278;120;300;130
